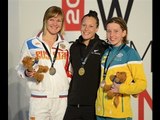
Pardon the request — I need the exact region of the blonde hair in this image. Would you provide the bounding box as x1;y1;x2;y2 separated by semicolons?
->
42;6;65;35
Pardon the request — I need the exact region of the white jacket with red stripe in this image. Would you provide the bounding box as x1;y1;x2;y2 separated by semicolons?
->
16;32;72;98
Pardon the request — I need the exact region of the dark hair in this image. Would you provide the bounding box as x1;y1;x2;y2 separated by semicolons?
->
81;10;99;27
106;17;128;44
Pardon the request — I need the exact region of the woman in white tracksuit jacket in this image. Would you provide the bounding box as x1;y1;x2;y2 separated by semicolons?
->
16;6;72;120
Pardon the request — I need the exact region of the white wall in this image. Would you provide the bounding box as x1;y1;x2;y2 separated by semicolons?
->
8;0;152;120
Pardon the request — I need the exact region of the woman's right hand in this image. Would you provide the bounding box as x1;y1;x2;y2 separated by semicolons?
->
24;69;35;77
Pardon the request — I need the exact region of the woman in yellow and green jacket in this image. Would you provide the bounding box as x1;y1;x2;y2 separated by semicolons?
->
95;17;147;120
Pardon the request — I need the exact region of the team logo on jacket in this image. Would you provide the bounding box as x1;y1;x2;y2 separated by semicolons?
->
92;49;100;55
115;53;123;61
60;43;66;49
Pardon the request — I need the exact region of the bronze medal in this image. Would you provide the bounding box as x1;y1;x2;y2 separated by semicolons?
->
78;67;85;76
49;67;56;75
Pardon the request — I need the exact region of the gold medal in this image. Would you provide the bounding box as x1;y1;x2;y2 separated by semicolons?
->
49;67;56;75
78;67;85;76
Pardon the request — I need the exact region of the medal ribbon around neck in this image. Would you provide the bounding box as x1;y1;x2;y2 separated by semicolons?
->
100;44;126;87
78;41;99;76
40;41;59;75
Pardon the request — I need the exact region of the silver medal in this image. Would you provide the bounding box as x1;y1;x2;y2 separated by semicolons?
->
49;67;56;75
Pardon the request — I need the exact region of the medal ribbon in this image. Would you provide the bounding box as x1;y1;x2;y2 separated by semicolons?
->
41;42;59;68
80;41;99;67
103;44;126;80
